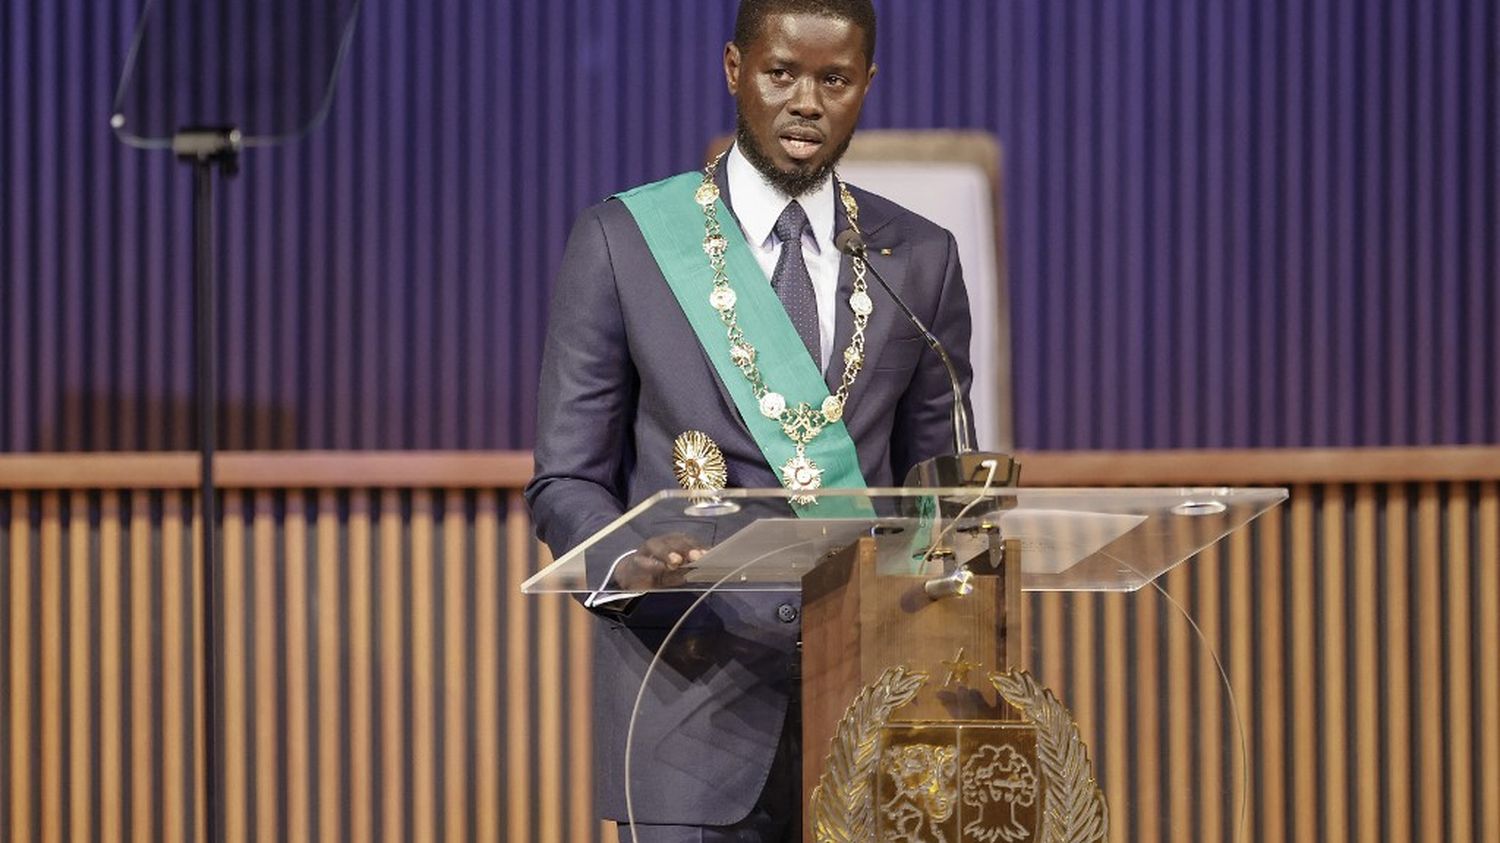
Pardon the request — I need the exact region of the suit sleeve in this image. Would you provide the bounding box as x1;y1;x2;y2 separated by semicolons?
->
523;205;639;558
890;230;977;480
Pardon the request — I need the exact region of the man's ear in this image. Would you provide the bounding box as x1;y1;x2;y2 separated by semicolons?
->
724;41;742;95
866;62;878;87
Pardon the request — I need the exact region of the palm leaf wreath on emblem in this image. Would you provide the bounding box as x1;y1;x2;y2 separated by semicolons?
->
809;666;927;843
990;670;1109;843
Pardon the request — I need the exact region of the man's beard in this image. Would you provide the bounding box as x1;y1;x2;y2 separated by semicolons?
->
735;111;854;197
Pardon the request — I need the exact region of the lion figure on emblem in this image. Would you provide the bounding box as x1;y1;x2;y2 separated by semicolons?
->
879;743;959;843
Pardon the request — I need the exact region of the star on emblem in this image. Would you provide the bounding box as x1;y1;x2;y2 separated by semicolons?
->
941;647;979;687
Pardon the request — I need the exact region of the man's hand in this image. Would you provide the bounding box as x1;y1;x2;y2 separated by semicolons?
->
613;532;707;591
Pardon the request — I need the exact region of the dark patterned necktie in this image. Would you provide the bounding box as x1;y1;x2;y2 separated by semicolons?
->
771;201;821;366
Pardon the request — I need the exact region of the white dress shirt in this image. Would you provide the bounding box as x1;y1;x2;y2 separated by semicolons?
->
725;143;841;372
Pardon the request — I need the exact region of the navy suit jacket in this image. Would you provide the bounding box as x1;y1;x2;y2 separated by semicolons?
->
523;166;975;825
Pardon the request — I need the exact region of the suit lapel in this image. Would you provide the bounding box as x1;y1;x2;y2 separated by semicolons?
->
825;194;856;394
714;157;733;212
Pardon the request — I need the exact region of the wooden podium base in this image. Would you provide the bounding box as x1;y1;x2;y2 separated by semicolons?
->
800;535;1038;842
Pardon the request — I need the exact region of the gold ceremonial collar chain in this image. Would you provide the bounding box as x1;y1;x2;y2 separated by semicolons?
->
696;152;872;503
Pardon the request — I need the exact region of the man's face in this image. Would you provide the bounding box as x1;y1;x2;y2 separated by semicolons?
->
725;13;876;196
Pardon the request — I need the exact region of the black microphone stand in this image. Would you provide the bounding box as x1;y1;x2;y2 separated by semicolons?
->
836;230;1020;489
173;126;240;843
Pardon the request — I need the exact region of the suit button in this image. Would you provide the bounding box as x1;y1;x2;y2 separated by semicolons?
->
776;603;799;623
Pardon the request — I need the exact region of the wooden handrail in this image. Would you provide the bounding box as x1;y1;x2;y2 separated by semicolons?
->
0;451;536;490
1015;446;1500;486
1;446;1497;490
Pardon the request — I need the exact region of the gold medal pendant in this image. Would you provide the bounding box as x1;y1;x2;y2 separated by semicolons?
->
780;445;824;506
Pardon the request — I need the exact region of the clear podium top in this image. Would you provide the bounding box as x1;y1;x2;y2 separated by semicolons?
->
521;486;1287;597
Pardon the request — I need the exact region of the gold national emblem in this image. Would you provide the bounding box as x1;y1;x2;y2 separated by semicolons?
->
809;667;1107;843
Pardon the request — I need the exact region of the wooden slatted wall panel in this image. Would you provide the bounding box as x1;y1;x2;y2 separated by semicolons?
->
0;487;596;843
1026;480;1500;841
1;476;1497;841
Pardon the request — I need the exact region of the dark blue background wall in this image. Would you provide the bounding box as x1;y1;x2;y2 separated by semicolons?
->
3;0;1496;452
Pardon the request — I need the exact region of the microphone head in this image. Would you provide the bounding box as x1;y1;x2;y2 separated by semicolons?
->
834;229;867;256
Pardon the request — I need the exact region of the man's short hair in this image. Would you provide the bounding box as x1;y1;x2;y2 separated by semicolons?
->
734;0;878;66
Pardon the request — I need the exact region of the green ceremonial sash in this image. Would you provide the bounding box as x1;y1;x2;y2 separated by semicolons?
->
616;172;872;518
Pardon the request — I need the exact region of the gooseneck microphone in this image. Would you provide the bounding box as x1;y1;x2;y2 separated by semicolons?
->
835;229;973;455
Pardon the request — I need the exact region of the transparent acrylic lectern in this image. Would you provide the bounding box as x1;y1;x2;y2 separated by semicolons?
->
523;485;1287;842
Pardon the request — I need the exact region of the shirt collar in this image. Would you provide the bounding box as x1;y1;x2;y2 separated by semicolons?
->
725;142;836;254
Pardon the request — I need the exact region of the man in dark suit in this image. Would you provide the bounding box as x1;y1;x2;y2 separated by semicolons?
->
524;1;975;839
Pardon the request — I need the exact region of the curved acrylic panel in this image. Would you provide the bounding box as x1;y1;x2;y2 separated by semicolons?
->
610;537;1251;840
